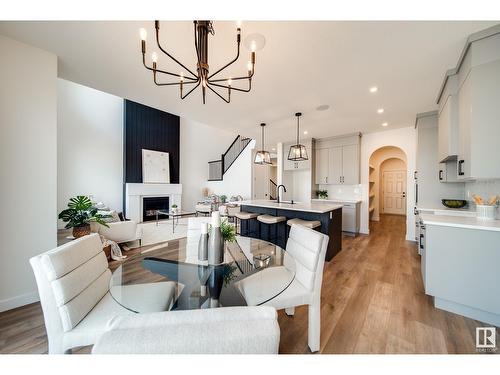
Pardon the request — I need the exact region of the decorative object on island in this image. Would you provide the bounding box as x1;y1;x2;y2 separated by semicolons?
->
254;123;272;165
58;196;109;239
139;21;265;104
288;112;308;161
198;222;209;261
317;189;328;199
219;194;227;203
171;204;179;214
208;212;224;265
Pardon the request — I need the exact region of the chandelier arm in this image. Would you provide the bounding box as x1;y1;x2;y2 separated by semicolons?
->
207;39;240;80
208;79;252;93
143;54;197;81
155;24;198;79
181;80;201;99
206;83;230;103
154;77;199;86
208;65;255;83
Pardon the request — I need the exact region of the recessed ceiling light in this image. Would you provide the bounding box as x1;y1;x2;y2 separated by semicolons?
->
369;86;378;93
303;131;308;135
316;104;330;111
377;108;384;114
382;122;388;127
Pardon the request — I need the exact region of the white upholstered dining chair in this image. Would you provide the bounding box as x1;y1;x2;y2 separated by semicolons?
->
236;224;329;352
30;233;175;354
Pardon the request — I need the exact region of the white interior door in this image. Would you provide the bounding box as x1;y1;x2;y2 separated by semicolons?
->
382;170;406;215
253;164;270;199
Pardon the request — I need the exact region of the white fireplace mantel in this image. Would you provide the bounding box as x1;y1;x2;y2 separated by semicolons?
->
125;183;182;222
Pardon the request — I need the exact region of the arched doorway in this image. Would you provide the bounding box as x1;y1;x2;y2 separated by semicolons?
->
368;146;407;231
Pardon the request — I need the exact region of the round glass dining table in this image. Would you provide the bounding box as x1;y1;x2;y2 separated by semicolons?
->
109;234;296;313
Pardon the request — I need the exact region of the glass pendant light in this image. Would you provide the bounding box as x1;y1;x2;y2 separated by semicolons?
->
288;112;308;161
254;123;272;165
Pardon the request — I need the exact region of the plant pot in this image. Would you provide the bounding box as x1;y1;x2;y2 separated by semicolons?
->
73;224;91;239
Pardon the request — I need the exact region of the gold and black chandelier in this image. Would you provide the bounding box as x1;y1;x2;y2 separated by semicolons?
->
140;21;263;104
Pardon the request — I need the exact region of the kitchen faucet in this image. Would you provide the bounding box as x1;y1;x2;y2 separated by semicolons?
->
276;184;287;203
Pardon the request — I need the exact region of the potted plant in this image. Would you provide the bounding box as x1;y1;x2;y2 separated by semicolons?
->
58;196;109;238
171;204;179;214
317;190;328;199
220;220;236;243
219;194;227;204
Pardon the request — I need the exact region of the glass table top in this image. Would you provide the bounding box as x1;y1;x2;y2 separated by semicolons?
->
109;234;296;313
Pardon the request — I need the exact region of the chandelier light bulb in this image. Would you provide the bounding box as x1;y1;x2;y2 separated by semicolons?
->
180;72;184;82
251;41;257;52
151;52;158;63
236;20;242;28
140;28;147;41
247;61;252;72
228;78;232;86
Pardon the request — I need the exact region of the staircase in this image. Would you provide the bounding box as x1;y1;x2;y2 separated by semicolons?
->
269;179;277;200
208;135;252;181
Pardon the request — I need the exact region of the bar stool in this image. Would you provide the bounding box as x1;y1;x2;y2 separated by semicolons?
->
257;214;287;248
286;218;321;237
234;211;260;236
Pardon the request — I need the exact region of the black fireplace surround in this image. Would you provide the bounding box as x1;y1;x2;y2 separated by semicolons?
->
143;197;169;222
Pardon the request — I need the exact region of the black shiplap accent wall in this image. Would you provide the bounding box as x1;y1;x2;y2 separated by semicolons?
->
124;99;180;184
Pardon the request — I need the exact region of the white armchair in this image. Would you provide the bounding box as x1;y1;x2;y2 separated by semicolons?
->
97;221;142;245
236;224;329;352
29;233;174;354
92;306;280;354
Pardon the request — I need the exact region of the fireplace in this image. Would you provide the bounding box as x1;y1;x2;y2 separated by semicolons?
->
142;196;169;222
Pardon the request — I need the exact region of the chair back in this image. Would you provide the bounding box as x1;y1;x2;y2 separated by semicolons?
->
286;225;329;293
30;233;110;336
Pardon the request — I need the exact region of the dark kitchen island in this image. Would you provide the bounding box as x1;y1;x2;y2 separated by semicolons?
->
239;200;343;261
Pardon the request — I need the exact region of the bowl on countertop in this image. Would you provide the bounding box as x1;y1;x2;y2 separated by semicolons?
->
441;199;468;209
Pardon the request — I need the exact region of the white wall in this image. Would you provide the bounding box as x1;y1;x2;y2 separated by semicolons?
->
57;79;124;223
360;127;417;240
0;35;57;311
180;117;253;210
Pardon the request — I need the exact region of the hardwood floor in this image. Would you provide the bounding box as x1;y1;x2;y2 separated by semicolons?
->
0;215;490;354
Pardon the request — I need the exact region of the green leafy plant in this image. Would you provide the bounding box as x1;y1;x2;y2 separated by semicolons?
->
219;194;227;203
220;220;236;243
171;204;178;208
58;196;109;229
317;189;328;199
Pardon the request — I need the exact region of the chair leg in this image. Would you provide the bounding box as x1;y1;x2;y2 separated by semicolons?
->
285;307;295;316
308;303;321;353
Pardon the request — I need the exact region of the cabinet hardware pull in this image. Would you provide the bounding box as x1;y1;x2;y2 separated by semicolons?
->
458;160;465;176
439;170;443;180
414;171;417;180
419;233;424;249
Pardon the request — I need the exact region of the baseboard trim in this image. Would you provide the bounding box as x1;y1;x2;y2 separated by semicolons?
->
434;297;500;327
0;291;39;313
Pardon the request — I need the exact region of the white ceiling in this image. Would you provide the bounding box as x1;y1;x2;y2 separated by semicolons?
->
0;21;496;144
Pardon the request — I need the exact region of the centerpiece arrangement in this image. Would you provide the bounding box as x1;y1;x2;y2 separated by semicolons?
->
58;196;109;238
198;212;236;264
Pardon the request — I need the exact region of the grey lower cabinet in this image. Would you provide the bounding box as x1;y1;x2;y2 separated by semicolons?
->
312;199;360;234
424;223;500;326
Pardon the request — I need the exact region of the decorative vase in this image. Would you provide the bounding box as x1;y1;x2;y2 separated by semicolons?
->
198;222;209;261
208;212;224;265
73;224;91;238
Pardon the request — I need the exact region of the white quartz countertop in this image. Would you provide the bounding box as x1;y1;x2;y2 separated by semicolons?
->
239;199;343;213
417;206;476;217
311;198;362;204
420;213;500;232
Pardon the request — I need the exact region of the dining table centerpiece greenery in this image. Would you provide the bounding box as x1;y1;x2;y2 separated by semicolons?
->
58;195;109;238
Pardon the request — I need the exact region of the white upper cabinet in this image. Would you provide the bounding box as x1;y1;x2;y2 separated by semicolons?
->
454;33;500;180
437;74;459;163
313;134;360;185
342;144;360;184
314;148;329;184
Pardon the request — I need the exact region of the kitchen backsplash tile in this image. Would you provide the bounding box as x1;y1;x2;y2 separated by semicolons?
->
465;179;500;203
318;184;363;201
